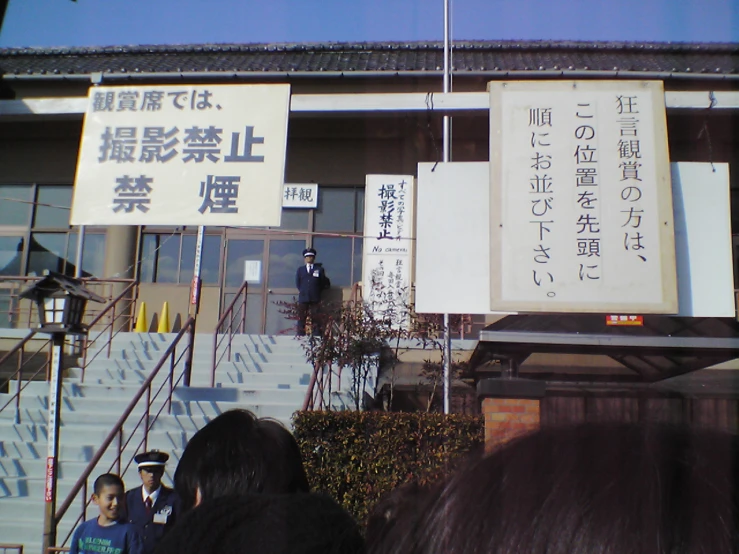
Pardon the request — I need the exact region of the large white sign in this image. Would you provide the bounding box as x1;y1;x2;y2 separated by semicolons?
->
363;175;415;328
489;80;677;313
70;84;290;226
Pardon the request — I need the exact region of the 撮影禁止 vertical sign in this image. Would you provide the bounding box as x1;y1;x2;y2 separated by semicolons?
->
363;175;415;328
70;84;290;227
489;80;676;313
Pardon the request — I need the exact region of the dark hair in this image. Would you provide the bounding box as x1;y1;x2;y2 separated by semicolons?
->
372;424;739;554
93;473;124;495
154;493;364;554
174;409;310;512
365;481;431;554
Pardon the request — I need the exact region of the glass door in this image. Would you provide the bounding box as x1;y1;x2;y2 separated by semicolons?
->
222;237;266;334
264;239;308;335
222;235;308;334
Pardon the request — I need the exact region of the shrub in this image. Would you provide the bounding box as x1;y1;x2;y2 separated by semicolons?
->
292;410;484;522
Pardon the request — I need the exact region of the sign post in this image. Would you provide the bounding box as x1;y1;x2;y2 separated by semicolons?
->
42;333;64;553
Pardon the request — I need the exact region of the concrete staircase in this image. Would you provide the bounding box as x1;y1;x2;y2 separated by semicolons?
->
0;332;361;552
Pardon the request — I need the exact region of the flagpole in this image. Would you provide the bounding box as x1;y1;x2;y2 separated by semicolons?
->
442;0;452;415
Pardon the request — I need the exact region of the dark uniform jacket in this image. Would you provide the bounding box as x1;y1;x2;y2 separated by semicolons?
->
125;485;180;554
295;263;330;303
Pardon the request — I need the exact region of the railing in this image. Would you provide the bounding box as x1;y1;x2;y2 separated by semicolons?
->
301;292;360;412
0;331;56;423
0;544;24;553
80;281;138;381
53;317;196;550
0;277;136;331
210;281;248;387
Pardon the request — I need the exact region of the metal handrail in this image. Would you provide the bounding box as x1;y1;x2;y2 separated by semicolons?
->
301;318;343;412
53;317;196;548
210;281;248;387
80;281;138;381
0;277;135;330
0;331;55;423
301;285;365;412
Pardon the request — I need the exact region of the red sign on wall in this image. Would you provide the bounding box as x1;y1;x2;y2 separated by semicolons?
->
45;457;55;502
606;315;644;326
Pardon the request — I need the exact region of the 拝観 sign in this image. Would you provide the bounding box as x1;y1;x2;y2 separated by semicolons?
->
282;184;318;208
70;84;290;226
489;80;677;313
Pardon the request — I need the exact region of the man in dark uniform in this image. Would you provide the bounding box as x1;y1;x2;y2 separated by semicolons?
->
295;247;330;336
125;450;180;554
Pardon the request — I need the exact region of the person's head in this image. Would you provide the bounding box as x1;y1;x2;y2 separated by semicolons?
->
134;450;169;493
303;248;317;263
174;410;310;512
365;481;431;554
92;473;125;525
154;493;364;554
372;424;739;554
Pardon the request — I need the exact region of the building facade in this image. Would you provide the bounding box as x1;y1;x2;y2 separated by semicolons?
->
1;40;738;338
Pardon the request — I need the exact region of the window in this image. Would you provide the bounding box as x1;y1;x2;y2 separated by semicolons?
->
313;236;363;287
0;236;24;275
311;186;364;286
0;184;106;278
0;185;32;227
314;187;365;232
34;186;73;228
140;232;222;284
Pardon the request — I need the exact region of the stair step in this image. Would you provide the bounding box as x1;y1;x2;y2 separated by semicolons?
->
0;332;326;551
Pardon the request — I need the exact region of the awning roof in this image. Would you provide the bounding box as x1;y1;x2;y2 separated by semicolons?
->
470;315;739;383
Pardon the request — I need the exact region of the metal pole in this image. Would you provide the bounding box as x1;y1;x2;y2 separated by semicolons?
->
73;227;86;356
42;333;65;553
442;0;453;415
189;227;205;316
74;226;85;278
185;227;205;386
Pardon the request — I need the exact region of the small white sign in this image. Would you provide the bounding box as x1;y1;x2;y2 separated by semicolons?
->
282;184;318;208
244;260;262;283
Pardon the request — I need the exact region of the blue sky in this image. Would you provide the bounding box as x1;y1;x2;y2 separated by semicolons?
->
1;0;737;48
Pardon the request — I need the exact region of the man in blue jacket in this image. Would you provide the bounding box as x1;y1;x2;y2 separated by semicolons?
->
125;450;181;554
295;247;330;336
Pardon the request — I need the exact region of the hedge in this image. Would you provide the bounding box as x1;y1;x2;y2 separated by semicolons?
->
292;410;484;522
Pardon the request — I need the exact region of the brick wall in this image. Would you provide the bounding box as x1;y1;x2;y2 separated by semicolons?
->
482;397;541;449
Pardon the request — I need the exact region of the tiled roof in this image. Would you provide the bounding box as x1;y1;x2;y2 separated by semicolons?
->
1;40;738;78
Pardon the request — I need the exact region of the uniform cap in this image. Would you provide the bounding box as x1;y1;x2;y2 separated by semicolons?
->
135;450;169;469
303;248;317;258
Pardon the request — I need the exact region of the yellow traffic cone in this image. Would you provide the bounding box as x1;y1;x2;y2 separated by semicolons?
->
134;302;147;333
157;301;171;333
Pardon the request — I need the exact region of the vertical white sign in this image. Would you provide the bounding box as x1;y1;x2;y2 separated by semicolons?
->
71;84;290;226
363;175;415;328
489;80;676;313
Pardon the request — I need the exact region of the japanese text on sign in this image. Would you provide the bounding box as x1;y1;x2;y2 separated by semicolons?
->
71;84;291;226
489;80;676;313
364;175;415;328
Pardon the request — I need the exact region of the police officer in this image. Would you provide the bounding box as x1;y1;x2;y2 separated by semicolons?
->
295;247;330;336
125;450;180;554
